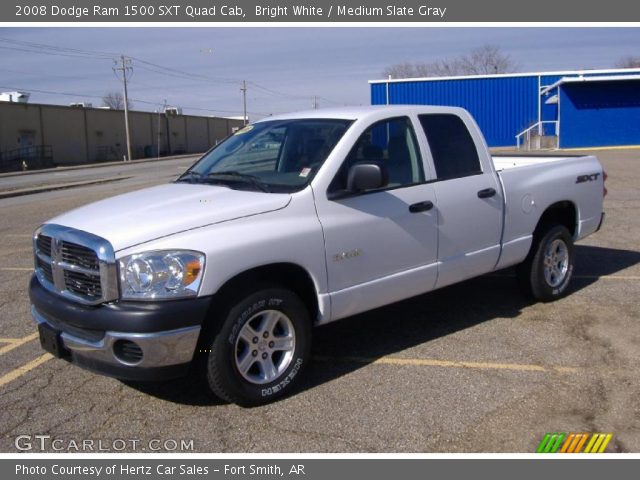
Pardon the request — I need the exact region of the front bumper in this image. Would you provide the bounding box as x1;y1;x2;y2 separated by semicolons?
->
29;275;210;381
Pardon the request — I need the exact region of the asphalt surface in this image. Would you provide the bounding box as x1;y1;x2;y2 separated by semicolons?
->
0;150;638;453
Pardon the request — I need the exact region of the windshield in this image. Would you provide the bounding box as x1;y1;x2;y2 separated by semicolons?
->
177;118;352;193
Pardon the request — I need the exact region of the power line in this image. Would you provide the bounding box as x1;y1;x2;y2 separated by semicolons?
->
0;44;114;61
248;81;349;105
0;84;270;116
130;56;240;84
0;37;117;59
0;37;350;104
0;37;352;114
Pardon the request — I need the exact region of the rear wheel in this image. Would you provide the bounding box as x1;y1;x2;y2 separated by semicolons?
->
516;225;575;302
202;287;311;406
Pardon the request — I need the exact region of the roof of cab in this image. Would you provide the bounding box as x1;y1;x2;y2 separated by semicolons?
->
256;105;468;123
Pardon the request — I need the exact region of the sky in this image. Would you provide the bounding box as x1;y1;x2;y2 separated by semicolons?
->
1;27;640;120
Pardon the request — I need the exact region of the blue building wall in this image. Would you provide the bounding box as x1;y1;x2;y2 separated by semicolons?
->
371;70;640;148
371;76;539;146
559;81;640;148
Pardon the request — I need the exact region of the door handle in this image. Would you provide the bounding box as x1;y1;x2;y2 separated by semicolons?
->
409;201;434;213
477;188;497;199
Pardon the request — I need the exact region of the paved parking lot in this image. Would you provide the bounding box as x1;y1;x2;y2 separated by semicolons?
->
0;150;638;453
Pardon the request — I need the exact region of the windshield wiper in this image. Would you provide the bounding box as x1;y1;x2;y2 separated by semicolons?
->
203;171;271;193
175;171;203;183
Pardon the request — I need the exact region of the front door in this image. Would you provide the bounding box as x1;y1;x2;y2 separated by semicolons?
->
315;116;439;321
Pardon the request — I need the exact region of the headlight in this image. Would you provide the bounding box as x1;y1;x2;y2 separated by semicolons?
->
118;250;205;300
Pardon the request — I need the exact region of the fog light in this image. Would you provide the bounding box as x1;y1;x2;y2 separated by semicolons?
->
113;340;143;365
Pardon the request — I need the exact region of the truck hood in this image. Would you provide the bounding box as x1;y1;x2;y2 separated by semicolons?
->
47;183;291;251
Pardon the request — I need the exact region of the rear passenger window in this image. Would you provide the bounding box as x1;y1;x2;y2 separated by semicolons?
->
419;114;482;180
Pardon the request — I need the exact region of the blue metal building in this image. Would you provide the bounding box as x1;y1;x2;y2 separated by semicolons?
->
369;68;640;149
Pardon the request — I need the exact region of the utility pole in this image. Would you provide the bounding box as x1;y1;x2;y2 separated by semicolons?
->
241;80;247;125
312;96;318;109
157;99;167;160
113;55;133;161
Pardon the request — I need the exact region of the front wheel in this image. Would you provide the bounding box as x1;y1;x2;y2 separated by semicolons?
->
516;225;575;302
202;287;311;406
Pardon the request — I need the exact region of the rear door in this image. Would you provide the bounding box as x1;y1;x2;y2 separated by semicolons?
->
417;113;503;288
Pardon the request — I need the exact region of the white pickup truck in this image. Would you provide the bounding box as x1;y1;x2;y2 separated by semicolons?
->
30;106;605;406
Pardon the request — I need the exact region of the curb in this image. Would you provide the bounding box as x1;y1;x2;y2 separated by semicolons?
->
0;176;130;200
0;153;201;179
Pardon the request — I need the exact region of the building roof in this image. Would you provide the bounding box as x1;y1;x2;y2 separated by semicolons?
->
540;74;640;95
368;67;640;84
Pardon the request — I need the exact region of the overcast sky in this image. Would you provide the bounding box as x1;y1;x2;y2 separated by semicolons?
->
1;27;639;120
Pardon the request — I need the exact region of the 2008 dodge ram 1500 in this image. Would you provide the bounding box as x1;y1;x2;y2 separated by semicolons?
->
29;106;606;406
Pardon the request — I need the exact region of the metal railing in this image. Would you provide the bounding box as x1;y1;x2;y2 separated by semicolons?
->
516;121;559;150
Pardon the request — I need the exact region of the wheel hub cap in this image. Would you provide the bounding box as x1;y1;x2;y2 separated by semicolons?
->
543;239;569;288
234;310;296;385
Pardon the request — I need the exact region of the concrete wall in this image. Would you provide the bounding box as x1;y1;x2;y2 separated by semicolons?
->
0;102;243;166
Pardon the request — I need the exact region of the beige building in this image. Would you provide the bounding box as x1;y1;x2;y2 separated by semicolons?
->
0;102;244;171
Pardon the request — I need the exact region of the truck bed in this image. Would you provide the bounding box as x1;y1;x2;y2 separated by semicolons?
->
489;152;603;272
492;155;586;171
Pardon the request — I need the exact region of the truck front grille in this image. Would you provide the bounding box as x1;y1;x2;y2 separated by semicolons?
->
64;269;102;299
36;257;54;284
36;234;52;257
33;225;117;305
61;242;100;271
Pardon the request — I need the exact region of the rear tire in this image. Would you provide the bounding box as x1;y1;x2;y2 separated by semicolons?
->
201;287;311;407
516;225;575;302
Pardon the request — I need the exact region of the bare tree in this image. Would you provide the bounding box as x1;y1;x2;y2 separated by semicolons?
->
382;61;438;79
382;45;519;79
102;91;133;110
456;45;517;75
615;56;640;68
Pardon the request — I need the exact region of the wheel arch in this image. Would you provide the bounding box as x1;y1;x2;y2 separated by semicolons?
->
533;200;578;240
210;262;321;324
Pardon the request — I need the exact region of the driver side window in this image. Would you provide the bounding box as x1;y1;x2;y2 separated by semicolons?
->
329;116;424;193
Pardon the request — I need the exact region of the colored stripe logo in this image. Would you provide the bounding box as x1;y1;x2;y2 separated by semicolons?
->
536;433;613;453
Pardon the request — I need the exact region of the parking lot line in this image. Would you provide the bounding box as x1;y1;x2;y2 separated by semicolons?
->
316;355;580;374
0;332;39;356
0;353;52;388
0;267;33;272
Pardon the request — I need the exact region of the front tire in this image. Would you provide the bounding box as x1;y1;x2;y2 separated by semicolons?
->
516;225;575;302
202;287;311;406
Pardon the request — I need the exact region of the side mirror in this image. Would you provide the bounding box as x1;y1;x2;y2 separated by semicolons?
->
346;163;388;193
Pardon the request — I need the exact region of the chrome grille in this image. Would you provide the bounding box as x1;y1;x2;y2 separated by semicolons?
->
36;235;52;257
61;242;100;270
33;224;118;305
36;257;54;284
64;269;102;298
